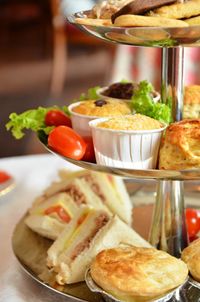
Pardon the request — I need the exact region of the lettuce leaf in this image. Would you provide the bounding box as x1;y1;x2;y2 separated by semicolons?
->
130;80;171;124
74;86;100;102
6;106;69;139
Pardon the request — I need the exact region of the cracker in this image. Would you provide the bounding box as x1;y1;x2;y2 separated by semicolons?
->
150;0;200;19
185;15;200;25
75;18;112;27
114;14;188;27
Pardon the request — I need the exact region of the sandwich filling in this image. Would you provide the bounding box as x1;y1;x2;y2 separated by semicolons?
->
70;212;109;261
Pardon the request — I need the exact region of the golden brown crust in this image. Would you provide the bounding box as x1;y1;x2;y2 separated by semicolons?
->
90;247;188;299
114;14;188;27
159;119;200;170
72;99;131;117
151;0;200;19
184;85;200;105
181;238;200;282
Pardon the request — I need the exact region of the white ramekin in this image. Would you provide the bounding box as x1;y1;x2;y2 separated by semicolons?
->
97;86;160;103
89;117;166;170
68;102;98;137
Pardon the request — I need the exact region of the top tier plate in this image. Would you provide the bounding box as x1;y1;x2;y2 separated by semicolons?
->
67;11;200;48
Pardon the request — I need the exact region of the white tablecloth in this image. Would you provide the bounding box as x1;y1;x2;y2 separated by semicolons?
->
0;154;79;302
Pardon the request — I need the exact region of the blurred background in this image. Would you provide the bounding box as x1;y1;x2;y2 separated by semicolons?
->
0;0;199;158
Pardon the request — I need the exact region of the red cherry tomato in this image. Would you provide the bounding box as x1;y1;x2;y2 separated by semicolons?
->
186;208;200;239
0;171;11;183
48;126;86;160
82;136;96;163
45;206;71;223
45;110;72;127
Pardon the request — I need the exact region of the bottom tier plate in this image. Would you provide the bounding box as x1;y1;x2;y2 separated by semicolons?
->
12;206;200;302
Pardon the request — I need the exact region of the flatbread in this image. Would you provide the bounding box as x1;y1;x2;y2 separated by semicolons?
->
114;14;188;27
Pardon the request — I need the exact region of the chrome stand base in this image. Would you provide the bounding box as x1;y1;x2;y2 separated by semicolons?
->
149;180;188;257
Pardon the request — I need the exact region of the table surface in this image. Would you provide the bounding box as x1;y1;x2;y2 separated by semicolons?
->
1;154;200;302
0;154;80;302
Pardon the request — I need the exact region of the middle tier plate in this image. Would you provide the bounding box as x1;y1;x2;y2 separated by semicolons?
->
38;135;200;181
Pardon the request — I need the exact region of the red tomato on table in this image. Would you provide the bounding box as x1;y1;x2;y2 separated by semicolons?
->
48;126;86;160
45;110;72;127
186;208;200;240
0;171;11;183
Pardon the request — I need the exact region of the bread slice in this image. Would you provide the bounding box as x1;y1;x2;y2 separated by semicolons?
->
47;208;151;284
58;170;133;224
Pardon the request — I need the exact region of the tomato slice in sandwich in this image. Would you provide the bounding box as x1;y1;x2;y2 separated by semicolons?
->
45;206;71;223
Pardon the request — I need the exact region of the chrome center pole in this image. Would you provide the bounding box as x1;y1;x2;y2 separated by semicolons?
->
150;47;188;257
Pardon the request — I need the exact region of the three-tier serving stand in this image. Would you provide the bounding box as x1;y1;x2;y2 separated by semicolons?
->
65;12;200;259
13;10;200;302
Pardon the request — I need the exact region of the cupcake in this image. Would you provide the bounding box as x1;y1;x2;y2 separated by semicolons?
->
68;98;131;136
98;81;160;103
89;114;165;169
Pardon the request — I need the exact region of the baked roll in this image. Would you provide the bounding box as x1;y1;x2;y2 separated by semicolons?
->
181;238;200;282
90;246;188;301
183;85;200;119
159;119;200;170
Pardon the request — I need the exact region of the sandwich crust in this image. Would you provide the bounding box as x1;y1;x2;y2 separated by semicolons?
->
90;247;188;299
181;238;200;282
159;119;200;170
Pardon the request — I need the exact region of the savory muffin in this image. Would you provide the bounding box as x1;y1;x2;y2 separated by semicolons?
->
183;85;200;119
159;119;200;170
182;238;200;282
90;246;188;301
96;114;164;131
72;99;131;117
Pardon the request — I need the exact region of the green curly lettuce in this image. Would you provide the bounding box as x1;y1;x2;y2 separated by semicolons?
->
6;106;69;139
75;86;100;102
130;80;171;124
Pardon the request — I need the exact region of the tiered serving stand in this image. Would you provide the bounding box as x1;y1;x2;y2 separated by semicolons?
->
67;11;200;258
12;10;200;302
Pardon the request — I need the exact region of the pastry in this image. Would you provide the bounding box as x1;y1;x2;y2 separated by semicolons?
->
150;0;200;19
159;119;200;170
91;0;133;19
111;0;176;22
181;238;200;282
183;85;200;119
90;246;188;301
114;14;188;27
185;15;200;25
47;209;151;284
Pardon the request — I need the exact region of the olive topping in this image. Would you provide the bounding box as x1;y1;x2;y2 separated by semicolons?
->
103;82;138;100
94;99;107;107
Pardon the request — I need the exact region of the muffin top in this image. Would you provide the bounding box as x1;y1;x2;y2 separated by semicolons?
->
72;99;131;117
96;114;163;131
90;246;188;299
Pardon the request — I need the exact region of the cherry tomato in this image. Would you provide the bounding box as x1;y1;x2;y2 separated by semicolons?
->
82;136;96;163
0;171;11;183
45;110;72;127
45;206;71;223
186;208;200;239
48;126;86;160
